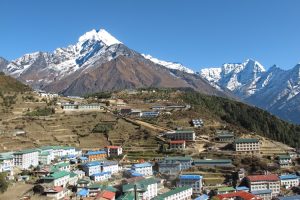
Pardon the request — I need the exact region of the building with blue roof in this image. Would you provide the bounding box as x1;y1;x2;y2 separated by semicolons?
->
177;174;203;194
280;174;299;189
194;194;209;200
251;189;272;200
131;162;153;176
101;161;119;174
276;195;300;200
84;150;107;161
91;171;111;182
77;188;89;197
82;161;101;176
235;186;249;192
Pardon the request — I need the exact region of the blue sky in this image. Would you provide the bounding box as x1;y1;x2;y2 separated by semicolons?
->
1;0;300;71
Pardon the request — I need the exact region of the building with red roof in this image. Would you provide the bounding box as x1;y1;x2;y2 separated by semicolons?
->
95;190;116;200
45;186;66;199
215;191;262;200
105;146;122;157
169;140;186;150
245;174;280;198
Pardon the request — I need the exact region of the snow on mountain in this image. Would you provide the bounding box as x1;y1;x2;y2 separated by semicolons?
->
200;59;266;94
142;54;194;74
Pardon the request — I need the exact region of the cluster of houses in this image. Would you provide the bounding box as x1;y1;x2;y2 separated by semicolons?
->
1;142;300;200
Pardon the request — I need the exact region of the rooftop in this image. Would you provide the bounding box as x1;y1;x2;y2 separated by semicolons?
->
234;138;259;144
85;150;106;155
247;174;279;182
43;171;70;180
14;148;38;155
123;178;158;192
251;189;272;195
179;174;203;180
216;191;260;200
279;174;299;180
164;156;192;161
218;186;236;192
132;162;152;168
153;186;192;199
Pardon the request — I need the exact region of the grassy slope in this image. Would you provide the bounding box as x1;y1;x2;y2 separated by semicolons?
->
0;73;31;93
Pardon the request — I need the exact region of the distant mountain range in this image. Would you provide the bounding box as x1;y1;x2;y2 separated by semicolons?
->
0;29;222;97
200;59;300;124
0;28;299;124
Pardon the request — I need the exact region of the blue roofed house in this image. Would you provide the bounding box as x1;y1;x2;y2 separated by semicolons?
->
91;171;112;182
131;162;153;176
279;174;299;189
82;161;102;176
275;195;300;200
101;161;120;174
177;174;203;194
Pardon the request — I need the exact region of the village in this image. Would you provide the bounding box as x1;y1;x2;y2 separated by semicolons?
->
0;89;300;200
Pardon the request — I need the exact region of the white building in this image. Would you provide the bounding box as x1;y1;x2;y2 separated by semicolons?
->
0;152;14;173
131;162;153;176
280;174;299;188
38;151;52;165
153;186;193;200
38;146;77;160
82;161;101;176
123;178;158;200
102;161;119;174
277;155;292;168
105;146;123;157
165;130;195;141
43;171;70;187
177;175;203;194
246;174;280;198
91;171;112;182
13;149;39;170
169;140;186;150
72;170;85;179
234;138;260;152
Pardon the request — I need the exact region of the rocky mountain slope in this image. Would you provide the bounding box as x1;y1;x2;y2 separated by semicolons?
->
0;72;31;93
200;60;300;124
0;29;223;97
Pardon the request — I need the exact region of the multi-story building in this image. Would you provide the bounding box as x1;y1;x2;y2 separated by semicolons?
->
131;162;153;176
122;178;158;200
78;103;104;111
52;162;71;172
38;151;51;165
177;175;203;194
91;171;112;182
245;174;280;198
279;174;299;188
0;152;14;174
85;150;107;161
105;146;123;157
82;161;101;176
13;149;39;170
158;161;182;175
251;190;272;200
215;131;235;142
169;140;186;150
163;156;193;170
165;130;195;141
101;161;119;174
153;186;193;200
43;171;70;187
234;138;260;152
38;146;77;160
277;155;292;168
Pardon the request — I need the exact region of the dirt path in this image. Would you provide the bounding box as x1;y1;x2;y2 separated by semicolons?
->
0;182;33;200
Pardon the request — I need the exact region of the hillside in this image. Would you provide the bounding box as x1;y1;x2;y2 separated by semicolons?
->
0;72;31;93
182;91;300;147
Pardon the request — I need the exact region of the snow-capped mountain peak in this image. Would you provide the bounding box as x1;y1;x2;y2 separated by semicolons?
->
142;54;194;74
78;29;122;46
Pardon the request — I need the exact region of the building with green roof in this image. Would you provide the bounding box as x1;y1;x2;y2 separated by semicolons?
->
43;170;70;187
217;186;236;194
234;138;260;152
122;178;158;200
13;148;39;170
153;186;193;200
